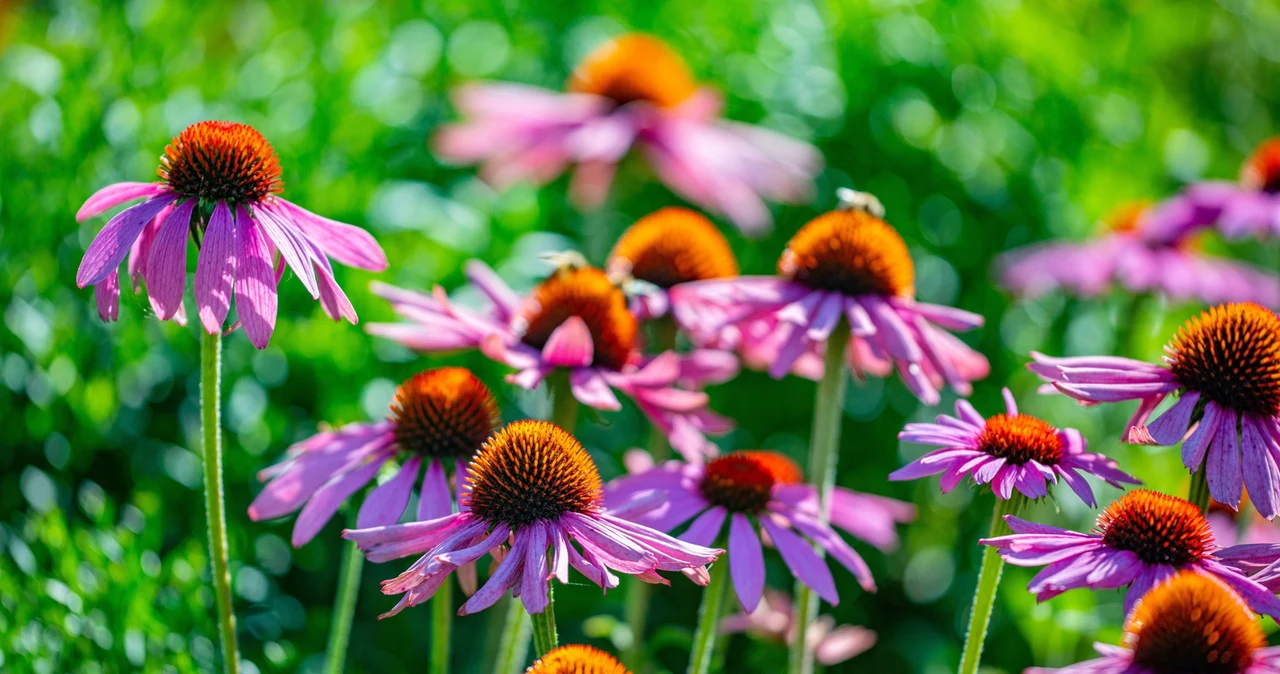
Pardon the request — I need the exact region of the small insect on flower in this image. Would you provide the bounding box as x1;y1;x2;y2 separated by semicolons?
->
605;450;915;611
607;207;742;387
671;195;989;404
1143;137;1280;243
75;121;387;347
1027;571;1280;674
982;489;1280;617
526;644;631;674
719;590;876;667
1030;302;1280;518
344;420;722;618
434;33;821;234
890;388;1138;504
998;202;1280;308
249;367;499;554
368;260;732;460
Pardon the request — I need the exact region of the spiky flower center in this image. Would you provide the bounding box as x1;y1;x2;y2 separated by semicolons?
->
1103;202;1151;236
389;367;500;460
1097;490;1214;567
1166;303;1280;417
778;210;915;299
699;451;801;513
158;121;283;204
567;33;698;109
518;267;638;371
1241;137;1280;193
463;420;601;528
1127;572;1264;674
608;208;739;289
527;644;632;674
976;414;1064;466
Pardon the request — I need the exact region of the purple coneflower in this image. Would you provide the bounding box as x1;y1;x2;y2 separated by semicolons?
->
1030;302;1280;518
1142;137;1280;242
368;262;732;460
1027;571;1280;674
75;121;387;347
982;489;1280;617
670;201;988;404
999;202;1280;308
249;367;499;549
434;33;820;234
719;590;876;667
345;420;721;618
605;450;915;611
890;389;1139;505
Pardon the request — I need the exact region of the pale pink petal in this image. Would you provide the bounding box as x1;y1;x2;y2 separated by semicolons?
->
195;201;238;333
145;199;197;320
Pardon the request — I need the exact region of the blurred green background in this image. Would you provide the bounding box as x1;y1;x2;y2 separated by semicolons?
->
3;0;1280;672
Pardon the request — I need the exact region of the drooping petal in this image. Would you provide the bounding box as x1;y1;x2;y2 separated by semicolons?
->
77;182;167;222
357;457;422;529
728;513;765;612
760;516;838;604
293;456;388;546
418;458;454;521
195;201;238;333
77;193;179;288
274;199;388;271
235;209;279;349
94;271;120;322
145;199;198;320
541;316;594;367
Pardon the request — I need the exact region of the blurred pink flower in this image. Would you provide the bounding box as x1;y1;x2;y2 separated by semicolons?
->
719;590;876;666
1142;137;1280;242
671;203;989;404
75;121;386;347
998;202;1280;308
434;34;820;235
368;261;732;460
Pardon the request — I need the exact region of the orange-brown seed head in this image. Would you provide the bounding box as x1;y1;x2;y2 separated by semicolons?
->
1166;302;1280;417
390;367;501;461
608;208;739;288
1096;490;1215;567
778;210;915;299
567;33;698;109
977;414;1064;466
519;267;638;371
159;121;283;204
699;451;801;513
463;420;602;528
526;644;632;674
1241;137;1280;193
1126;572;1264;674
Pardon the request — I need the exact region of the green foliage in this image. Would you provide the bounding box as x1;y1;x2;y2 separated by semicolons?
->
1;0;1278;672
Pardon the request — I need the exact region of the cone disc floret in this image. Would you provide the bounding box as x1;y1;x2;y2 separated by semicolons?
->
159;121;283;204
699;451;801;513
1166;303;1280;417
778;210;915;298
390;367;501;460
567;34;697;109
463;420;602;528
1127;572;1264;674
608;207;739;288
526;644;632;674
977;414;1064;466
1096;490;1214;567
1242;137;1280;193
518;267;638;371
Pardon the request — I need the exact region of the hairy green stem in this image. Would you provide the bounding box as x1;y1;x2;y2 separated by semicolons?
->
324;516;364;674
529;585;559;658
1189;468;1211;514
788;322;851;674
958;494;1026;674
550;372;580;432
686;558;729;674
429;573;453;674
201;330;240;674
493;598;532;674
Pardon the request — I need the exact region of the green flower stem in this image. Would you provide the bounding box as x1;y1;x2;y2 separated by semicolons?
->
686;557;730;674
623;316;680;671
493;598;533;674
323;512;364;674
529;585;559;657
958;493;1027;674
200;330;240;674
1189;468;1211;514
429;579;453;674
788;321;851;674
550;371;580;432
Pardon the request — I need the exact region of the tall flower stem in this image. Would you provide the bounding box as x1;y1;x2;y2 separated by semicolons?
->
429;580;453;674
200;330;240;674
493;598;533;674
324;510;364;674
686;556;729;674
788;322;850;674
1189;469;1211;513
624;317;680;671
529;586;559;657
494;373;579;672
958;494;1027;674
